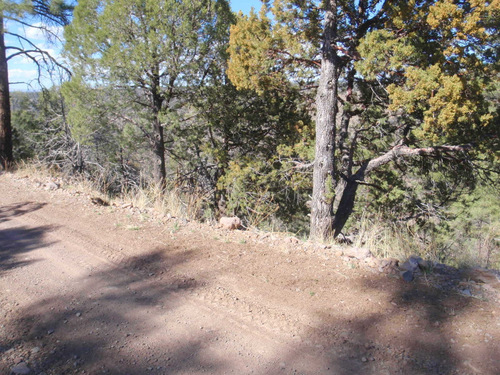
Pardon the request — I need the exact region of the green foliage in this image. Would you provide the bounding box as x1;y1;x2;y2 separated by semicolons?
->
64;0;234;184
440;185;500;268
227;2;319;94
11;92;40;160
228;0;499;239
177;78;314;230
1;0;72;24
11;88;75;166
356;0;498;143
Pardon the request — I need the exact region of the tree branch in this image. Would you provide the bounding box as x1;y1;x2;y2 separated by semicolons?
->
362;144;473;177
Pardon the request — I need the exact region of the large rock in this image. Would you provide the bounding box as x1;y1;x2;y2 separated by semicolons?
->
400;260;418;273
408;255;430;271
401;270;414;282
462;267;500;290
219;216;242;230
342;247;372;260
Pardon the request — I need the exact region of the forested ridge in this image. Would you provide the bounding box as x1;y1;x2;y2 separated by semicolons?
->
1;0;499;268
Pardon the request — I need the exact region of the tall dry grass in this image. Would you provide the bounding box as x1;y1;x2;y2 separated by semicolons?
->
14;160;205;222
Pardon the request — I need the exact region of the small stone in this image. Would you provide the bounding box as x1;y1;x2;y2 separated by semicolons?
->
461;289;472;297
219;216;242;230
11;362;31;374
76;312;82;317
401;270;414;282
361;357;368;362
279;362;286;369
31;347;40;354
47;329;54;335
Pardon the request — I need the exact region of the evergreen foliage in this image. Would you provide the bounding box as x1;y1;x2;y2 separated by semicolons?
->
64;0;234;186
7;0;499;267
228;0;499;240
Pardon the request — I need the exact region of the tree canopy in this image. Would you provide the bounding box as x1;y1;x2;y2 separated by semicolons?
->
228;0;499;239
64;0;234;186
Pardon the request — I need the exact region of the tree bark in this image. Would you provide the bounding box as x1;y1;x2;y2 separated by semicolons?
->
332;178;360;237
151;63;167;189
0;15;13;170
310;0;339;240
152;118;166;188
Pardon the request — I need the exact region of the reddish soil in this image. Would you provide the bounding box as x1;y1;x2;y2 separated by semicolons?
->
1;172;499;375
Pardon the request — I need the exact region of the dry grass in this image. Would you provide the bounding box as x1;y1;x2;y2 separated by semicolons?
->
352;214;441;263
120;184;204;221
15;160;101;196
14;160;204;222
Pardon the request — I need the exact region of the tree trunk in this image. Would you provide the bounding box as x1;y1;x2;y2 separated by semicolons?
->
0;15;13;170
332;178;360;237
152;118;166;189
310;0;339;240
329;144;473;237
151;65;167;189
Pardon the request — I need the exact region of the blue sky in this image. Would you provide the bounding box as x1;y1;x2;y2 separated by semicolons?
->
8;0;264;91
231;0;263;14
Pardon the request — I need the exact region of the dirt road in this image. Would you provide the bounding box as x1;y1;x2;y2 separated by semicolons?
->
1;172;499;375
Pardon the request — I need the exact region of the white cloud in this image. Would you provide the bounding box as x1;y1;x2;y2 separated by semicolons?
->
25;22;64;41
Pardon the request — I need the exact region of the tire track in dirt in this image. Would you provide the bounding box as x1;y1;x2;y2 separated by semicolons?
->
2;173;500;375
1;179;309;354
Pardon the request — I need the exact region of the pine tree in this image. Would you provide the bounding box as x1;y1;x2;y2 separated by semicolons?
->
0;0;72;169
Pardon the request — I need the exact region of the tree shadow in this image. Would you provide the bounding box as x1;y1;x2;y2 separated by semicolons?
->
0;225;56;272
0;201;47;223
2;234;499;374
277;274;499;375
1;248;226;375
0;201;55;272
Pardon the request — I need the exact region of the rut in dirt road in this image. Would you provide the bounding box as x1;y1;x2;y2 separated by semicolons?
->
1;173;499;375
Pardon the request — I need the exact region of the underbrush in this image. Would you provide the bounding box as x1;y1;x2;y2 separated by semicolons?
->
352;213;500;270
11;160;500;270
14;160;205;223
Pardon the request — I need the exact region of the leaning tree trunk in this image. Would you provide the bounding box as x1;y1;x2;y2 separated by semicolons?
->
332;178;360;237
0;15;12;170
310;0;339;240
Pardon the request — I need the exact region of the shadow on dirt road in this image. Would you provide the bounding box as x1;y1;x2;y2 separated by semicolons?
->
0;196;498;374
277;276;499;375
0;202;47;223
0;201;55;273
1;248;222;374
3;248;498;374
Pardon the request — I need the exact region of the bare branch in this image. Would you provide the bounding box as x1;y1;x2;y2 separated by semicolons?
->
361;144;473;177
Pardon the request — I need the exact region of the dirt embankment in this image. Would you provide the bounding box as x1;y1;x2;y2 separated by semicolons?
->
1;172;499;375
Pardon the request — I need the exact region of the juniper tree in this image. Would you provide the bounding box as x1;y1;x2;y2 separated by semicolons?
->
228;0;499;240
64;0;233;188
